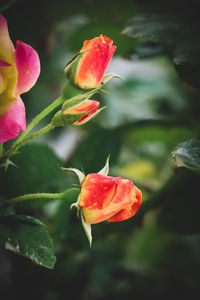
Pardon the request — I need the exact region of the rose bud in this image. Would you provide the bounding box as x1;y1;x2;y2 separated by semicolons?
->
0;14;40;143
79;173;142;224
62;99;100;125
65;34;116;89
52;98;104;127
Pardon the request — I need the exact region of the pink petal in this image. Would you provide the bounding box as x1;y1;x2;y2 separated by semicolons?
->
0;97;26;143
15;40;40;96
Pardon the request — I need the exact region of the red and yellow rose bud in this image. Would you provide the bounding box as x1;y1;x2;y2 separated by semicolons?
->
65;34;116;90
79;173;142;224
62;99;100;125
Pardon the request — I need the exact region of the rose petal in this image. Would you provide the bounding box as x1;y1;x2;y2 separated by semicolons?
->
0;59;11;67
0;59;10;94
15;40;40;96
0;14;14;64
76;35;117;89
0;97;26;143
73;100;99;125
79;173;122;210
81;179;135;224
107;186;142;222
0;68;7;94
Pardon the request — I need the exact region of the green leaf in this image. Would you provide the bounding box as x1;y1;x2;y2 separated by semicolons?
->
0;144;67;207
123;13;200;89
67;23;137;56
81;210;92;247
172;136;200;173
72;127;121;174
0;196;14;217
0;214;56;269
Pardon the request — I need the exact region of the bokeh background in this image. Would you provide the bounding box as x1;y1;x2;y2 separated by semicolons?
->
0;0;200;299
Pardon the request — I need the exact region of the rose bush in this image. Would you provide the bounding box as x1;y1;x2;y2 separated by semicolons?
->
79;173;142;224
65;34;116;89
0;14;40;143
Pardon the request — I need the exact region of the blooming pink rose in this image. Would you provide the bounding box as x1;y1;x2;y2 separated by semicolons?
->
0;14;40;143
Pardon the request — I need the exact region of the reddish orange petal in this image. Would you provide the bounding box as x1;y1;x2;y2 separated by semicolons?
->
76;35;116;89
81;179;137;224
107;186;142;222
64;99;99;115
79;173;122;210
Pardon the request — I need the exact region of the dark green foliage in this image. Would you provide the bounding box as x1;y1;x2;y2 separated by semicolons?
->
0;214;56;269
123;12;200;88
172;136;200;173
0;144;67;200
0;0;200;299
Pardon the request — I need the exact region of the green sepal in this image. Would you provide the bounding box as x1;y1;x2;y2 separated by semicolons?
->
81;210;92;247
0;158;18;171
102;73;125;85
98;155;110;176
62;108;94;125
70;194;81;217
62;81;81;99
52;86;102;126
60;167;85;184
64;51;84;87
51;110;65;127
51;108;92;127
74;106;106;126
62;88;100;112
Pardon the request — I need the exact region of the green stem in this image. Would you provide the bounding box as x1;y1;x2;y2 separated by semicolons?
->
16;81;81;143
0;192;64;211
16;95;65;143
2;122;54;163
0;187;81;211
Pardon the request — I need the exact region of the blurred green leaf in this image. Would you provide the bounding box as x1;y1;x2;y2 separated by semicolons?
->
0;214;56;269
100;58;193;129
52;188;80;242
123;13;200;88
158;170;200;234
71;127;121;174
172;136;200;173
0;144;67;207
68;23;137;56
0;196;14;217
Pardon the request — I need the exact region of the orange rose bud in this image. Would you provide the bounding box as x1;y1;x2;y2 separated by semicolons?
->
79;173;142;224
62;99;100;125
65;35;117;89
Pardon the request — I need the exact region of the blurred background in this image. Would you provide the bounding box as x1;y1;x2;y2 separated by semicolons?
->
0;0;200;299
